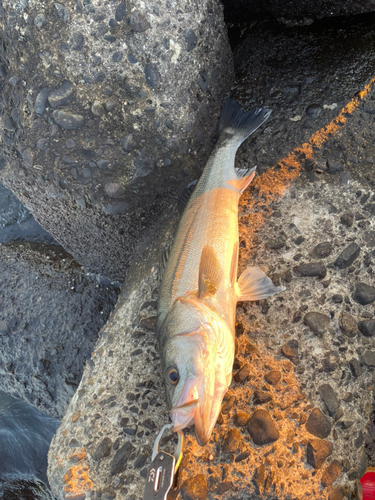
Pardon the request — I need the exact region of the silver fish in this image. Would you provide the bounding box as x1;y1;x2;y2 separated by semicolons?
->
157;98;284;446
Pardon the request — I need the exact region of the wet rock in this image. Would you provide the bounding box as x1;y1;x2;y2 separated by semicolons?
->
321;460;342;487
234;412;250;427
93;437;112;461
34;87;49;115
311;242;333;258
306;439;333;469
223;428;245;453
293;261;326;278
304;312;330;335
334;242;360;268
352;282;375;305
253;390;272;405
318;384;339;417
48;81;74;107
248;409;279;445
52;110;84;130
327;159;344;174
305;408;331;439
363;350;375;367
265;236;286;250
181;474;207;500
358;319;375;337
110;442;134;475
264;370;281;385
340;211;354;227
339;312;358;338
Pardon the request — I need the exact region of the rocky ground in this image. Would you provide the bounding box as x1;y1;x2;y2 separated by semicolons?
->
0;241;120;419
47;15;375;500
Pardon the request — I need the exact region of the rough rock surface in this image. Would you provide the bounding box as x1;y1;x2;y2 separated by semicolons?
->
0;241;119;418
0;0;233;281
48;82;375;500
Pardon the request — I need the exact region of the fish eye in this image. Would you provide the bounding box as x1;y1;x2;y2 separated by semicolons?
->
166;366;179;386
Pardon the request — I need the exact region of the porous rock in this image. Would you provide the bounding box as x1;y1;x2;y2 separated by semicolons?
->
0;0;233;282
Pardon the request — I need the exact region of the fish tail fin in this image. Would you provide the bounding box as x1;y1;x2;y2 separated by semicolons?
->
219;97;271;145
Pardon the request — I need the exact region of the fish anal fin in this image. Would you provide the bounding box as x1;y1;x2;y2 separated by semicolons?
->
158;241;173;282
230;242;238;287
226;166;256;193
237;266;285;301
198;245;223;298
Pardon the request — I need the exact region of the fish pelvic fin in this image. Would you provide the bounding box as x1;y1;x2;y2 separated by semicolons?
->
236;266;285;301
198;245;223;298
219;97;271;146
226;166;257;193
158;241;173;282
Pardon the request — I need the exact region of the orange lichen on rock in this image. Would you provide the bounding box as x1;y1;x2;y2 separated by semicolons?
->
63;449;93;498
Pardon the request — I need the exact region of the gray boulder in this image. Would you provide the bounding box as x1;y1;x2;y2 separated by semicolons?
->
0;0;233;282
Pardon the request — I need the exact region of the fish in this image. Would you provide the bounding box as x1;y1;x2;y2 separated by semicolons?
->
157;97;285;446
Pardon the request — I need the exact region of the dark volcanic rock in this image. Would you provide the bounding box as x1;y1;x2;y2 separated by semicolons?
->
306;439;333;469
334;242;360;268
352;282;375;305
339;312;358;338
48;81;74;107
327;159;344;174
358;320;375;337
181;474;207;500
34;87;49;115
311;242;333;258
248;409;279;445
110;442;134;475
305;408;331;439
349;358;363;378
318;384;339;417
304;312;330;335
363;350;375;367
93;437;112;461
321;460;342;487
293;261;326;278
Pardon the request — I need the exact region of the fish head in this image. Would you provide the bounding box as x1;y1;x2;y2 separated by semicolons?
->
162;299;234;446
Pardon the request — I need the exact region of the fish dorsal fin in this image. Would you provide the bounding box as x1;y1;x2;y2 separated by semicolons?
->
158;241;173;282
230;241;238;287
226;166;257;193
198;245;223;298
237;266;285;301
177;180;198;214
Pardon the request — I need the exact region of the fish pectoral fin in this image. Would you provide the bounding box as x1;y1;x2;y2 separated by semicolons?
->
158;241;173;282
198;245;223;298
230;241;238;287
237;266;285;301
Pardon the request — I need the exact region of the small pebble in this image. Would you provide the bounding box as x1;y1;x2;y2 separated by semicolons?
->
305;408;331;439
